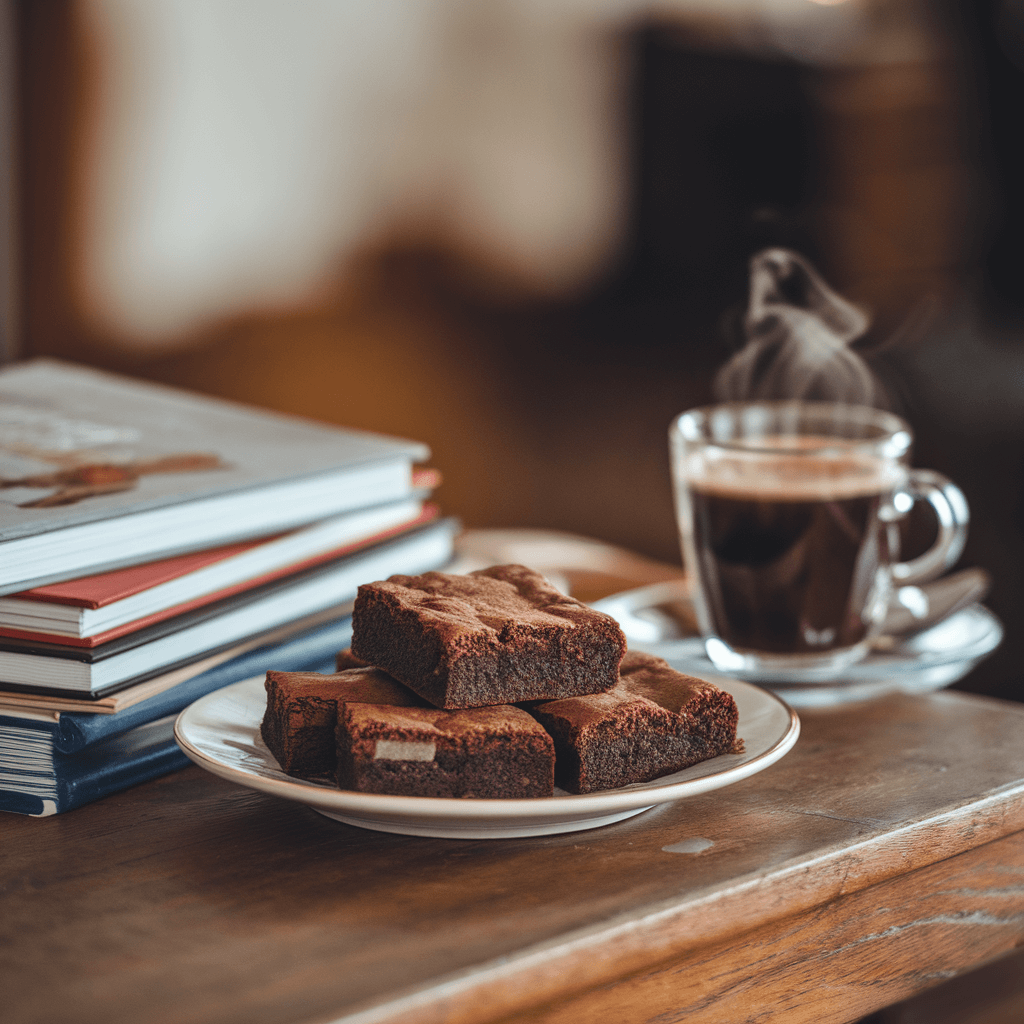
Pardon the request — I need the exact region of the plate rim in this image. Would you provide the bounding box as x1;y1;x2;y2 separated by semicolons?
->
173;676;800;821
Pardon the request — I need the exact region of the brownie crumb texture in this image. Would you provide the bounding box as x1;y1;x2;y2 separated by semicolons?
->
261;666;423;780
527;650;740;794
350;563;627;708
263;564;740;800
336;703;555;798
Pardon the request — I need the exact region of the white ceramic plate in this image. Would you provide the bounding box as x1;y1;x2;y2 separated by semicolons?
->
174;676;799;839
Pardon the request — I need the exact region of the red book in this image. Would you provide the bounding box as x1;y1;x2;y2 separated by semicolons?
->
0;501;437;647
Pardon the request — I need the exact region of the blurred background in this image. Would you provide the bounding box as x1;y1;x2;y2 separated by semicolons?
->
3;0;1024;702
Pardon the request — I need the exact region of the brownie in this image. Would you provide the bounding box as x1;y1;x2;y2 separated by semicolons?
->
261;666;423;780
526;650;740;794
350;564;626;709
336;702;555;798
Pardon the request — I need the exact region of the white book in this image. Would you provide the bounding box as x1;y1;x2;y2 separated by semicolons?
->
0;498;429;639
0;359;430;594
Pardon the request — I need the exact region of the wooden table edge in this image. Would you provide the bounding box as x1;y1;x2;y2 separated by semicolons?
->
319;782;1024;1024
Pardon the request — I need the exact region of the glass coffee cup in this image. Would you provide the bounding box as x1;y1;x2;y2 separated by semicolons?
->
669;402;969;677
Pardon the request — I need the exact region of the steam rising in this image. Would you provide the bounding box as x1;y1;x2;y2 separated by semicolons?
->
715;248;881;406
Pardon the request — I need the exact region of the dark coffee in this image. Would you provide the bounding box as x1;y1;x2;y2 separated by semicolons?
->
684;448;898;655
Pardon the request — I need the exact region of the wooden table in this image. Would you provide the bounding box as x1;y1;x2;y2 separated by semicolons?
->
3;686;1024;1024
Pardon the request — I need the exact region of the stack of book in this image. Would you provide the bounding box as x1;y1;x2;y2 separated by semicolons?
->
0;359;457;816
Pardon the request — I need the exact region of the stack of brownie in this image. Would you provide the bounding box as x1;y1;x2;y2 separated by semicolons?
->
260;564;740;798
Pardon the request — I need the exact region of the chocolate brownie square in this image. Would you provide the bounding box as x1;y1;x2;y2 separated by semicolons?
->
526;650;740;794
350;564;626;709
261;666;423;780
336;702;555;798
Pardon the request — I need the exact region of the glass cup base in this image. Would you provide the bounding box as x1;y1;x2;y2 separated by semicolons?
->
703;637;874;682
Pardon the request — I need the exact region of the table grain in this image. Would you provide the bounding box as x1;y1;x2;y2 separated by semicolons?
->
3;689;1024;1024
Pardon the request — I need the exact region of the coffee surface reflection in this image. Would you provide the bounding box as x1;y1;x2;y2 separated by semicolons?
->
687;441;899;655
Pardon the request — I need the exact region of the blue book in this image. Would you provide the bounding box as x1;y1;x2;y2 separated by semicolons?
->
0;616;347;816
0;715;191;817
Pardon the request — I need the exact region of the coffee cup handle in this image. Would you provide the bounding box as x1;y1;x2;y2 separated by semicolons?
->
891;469;970;585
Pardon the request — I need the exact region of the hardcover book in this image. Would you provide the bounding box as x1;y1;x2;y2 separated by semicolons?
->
53;615;352;753
0;359;431;595
0;499;436;644
0;607;347;715
0;517;457;696
0;614;354;816
0;714;191;817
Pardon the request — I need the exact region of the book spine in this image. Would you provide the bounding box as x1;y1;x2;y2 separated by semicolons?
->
0;713;58;732
0;716;189;816
0;717;60;815
55;616;353;753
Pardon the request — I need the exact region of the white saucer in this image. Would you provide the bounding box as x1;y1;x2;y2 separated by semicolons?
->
174;675;799;839
620;605;1003;707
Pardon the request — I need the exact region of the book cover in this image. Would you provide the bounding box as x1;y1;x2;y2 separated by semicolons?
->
0;359;431;594
0;605;349;715
0;714;191;816
0;610;347;792
52;615;348;753
0;499;436;644
0;517;457;695
0;617;353;816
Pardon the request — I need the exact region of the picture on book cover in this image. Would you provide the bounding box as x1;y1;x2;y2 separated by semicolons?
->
0;402;228;508
0;361;430;555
